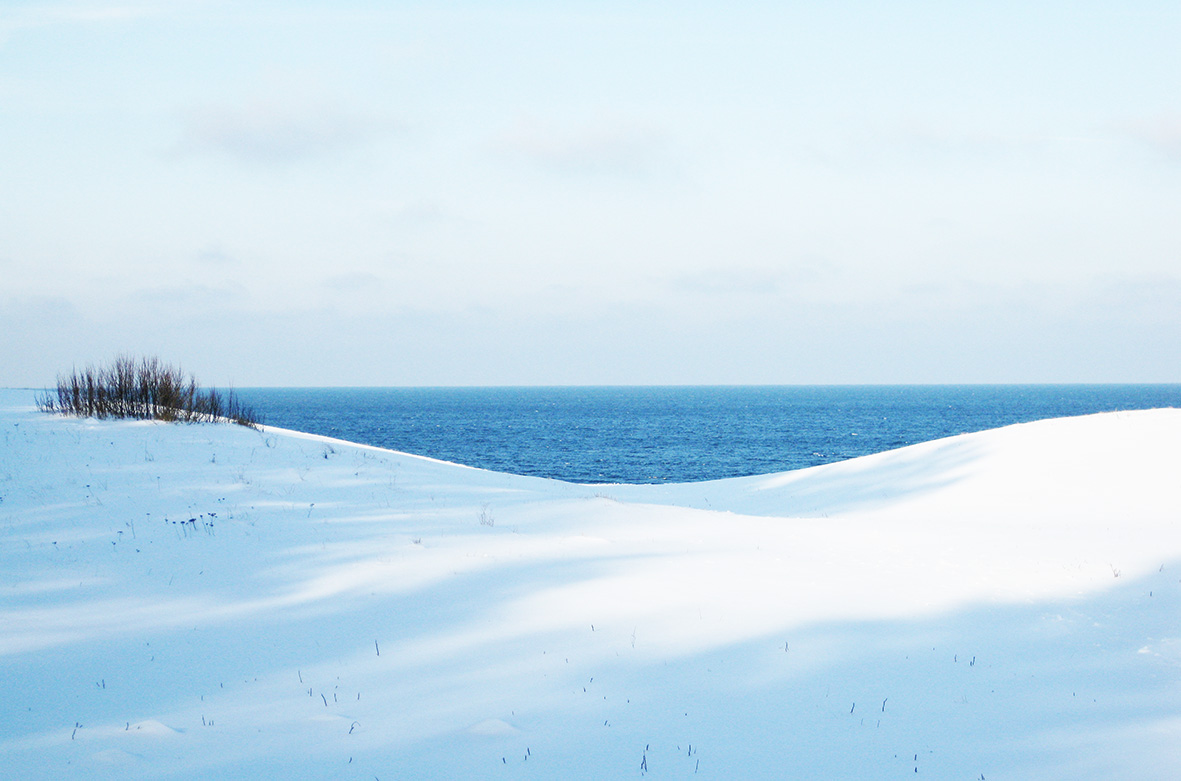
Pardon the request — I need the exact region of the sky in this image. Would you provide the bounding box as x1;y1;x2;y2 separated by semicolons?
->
1;0;1179;386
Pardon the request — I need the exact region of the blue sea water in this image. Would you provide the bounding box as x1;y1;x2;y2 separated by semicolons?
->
234;386;1181;484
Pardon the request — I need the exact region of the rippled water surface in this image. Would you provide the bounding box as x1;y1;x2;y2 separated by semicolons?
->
234;386;1181;484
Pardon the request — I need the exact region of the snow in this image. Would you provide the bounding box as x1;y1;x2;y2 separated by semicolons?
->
1;387;1180;779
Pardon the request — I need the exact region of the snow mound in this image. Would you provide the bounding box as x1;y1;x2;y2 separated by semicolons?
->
125;720;179;737
467;718;520;736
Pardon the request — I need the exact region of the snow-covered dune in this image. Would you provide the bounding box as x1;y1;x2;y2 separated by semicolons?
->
1;388;1179;779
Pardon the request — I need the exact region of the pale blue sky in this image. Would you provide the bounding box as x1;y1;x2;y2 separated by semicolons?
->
2;0;1178;386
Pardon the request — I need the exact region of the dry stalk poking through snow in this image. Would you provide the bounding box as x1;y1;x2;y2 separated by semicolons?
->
37;355;259;428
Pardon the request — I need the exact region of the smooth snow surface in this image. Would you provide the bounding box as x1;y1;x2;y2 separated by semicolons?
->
1;388;1180;779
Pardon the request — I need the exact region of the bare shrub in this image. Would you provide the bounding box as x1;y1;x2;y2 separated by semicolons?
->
37;355;260;428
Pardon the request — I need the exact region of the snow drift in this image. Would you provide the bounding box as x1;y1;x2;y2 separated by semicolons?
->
1;388;1179;779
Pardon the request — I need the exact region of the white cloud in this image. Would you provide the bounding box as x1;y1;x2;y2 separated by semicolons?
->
667;268;784;296
323;272;384;292
494;117;673;177
124;281;250;312
0;1;162;44
176;99;396;165
1129;115;1181;160
666;261;842;300
192;247;240;267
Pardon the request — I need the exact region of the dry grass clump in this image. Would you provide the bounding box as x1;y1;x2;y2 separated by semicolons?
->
37;355;259;428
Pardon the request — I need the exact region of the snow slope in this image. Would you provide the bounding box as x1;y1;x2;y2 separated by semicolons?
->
1;388;1179;779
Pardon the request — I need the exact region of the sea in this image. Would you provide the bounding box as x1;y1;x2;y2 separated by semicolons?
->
233;385;1181;485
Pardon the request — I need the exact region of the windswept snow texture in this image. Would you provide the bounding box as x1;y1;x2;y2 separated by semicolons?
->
1;388;1180;779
